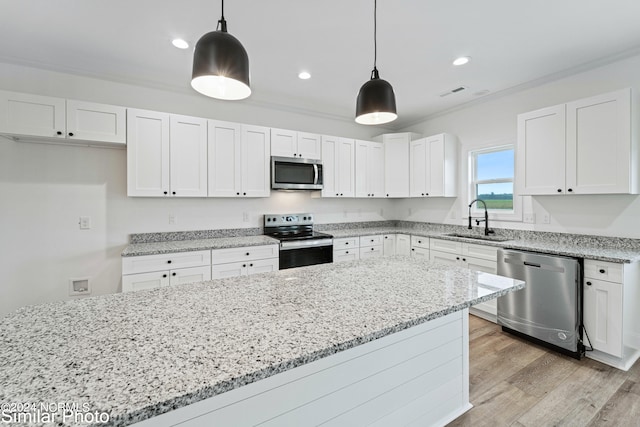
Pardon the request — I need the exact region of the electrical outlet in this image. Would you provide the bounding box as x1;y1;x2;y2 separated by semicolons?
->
79;216;91;229
523;213;536;224
542;213;550;224
69;277;91;296
169;214;176;225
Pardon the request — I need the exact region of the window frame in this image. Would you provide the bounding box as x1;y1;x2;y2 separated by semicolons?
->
468;143;522;222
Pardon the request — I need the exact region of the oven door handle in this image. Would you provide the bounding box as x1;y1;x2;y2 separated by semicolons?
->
280;238;333;250
313;164;319;185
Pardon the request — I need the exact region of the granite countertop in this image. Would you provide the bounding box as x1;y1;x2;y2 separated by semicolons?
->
327;227;640;263
121;235;279;257
0;257;523;427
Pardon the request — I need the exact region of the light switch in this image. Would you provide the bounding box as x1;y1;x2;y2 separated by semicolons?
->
79;216;91;229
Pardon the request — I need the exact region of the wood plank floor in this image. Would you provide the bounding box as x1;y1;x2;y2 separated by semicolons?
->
448;315;640;427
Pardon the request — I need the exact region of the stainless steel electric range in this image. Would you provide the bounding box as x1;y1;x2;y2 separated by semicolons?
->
263;213;333;270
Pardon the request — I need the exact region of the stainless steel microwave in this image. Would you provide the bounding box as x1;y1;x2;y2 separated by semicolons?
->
271;156;323;190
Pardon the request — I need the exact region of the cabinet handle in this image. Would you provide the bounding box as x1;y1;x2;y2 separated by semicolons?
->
162;274;167;278
568;188;573;193
557;189;562;193
172;272;176;276
167;260;172;264
68;132;74;137
599;269;606;274
56;131;62;135
586;281;592;286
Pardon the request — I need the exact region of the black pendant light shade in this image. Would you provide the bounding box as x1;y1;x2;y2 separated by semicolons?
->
191;2;251;100
355;0;397;125
355;68;397;125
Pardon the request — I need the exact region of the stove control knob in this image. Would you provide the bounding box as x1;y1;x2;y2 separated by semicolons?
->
308;215;312;220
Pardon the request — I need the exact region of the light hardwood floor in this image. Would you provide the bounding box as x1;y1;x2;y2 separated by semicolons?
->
448;315;640;427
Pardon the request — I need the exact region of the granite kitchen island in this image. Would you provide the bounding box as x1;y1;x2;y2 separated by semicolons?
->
0;257;523;427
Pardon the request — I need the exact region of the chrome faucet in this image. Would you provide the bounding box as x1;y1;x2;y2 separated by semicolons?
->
468;199;494;236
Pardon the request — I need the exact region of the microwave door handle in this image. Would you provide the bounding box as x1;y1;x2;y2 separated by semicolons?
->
313;164;319;185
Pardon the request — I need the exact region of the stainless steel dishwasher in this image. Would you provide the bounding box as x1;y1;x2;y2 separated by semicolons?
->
497;249;583;359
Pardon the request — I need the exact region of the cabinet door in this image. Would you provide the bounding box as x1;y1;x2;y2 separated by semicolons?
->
566;89;634;194
66;100;126;144
409;138;428;197
247;258;279;275
242;125;271;197
336;138;356;197
127;109;170;197
208;120;242;197
212;261;247;279
169;265;212;286
369;141;385;197
355;140;370;197
271;128;297;157
384;136;410;197
517;104;566;195
583;278;623;357
411;247;430;258
122;271;170;292
429;250;460;266
321;136;337;197
297;132;322;159
396;234;411;256
170;114;208;197
383;235;396;256
0;90;66;138
428;134;458;197
463;257;497;274
334;249;359;263
360;246;383;259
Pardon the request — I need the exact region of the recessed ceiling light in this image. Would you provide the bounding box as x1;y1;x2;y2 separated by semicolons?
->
298;71;311;80
172;39;189;49
452;56;471;66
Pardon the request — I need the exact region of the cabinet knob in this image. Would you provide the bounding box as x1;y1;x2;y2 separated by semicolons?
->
345;242;349;245
172;272;176;276
345;251;349;254
385;236;388;239
421;193;424;196
586;281;592;286
298;154;302;157
56;131;62;135
242;264;246;268
599;269;606;274
167;260;172;264
236;192;240;195
249;263;253;267
162;274;167;278
557;189;562;193
293;153;297;157
243;192;247;196
568;188;573;193
386;194;389;197
246;252;250;256
164;191;168;195
412;248;415;251
336;193;339;196
426;193;429;196
340;193;343;196
456;257;460;260
371;247;374;251
172;191;176;195
68;132;74;137
418;240;422;243
462;258;466;262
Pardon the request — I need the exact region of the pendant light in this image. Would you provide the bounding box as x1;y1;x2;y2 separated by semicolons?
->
355;0;397;125
191;0;251;100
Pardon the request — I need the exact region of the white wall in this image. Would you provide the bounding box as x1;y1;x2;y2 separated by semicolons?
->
395;53;640;239
0;62;391;316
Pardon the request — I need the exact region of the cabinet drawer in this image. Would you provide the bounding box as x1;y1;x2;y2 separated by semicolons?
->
360;246;383;259
122;271;170;292
430;238;461;254
411;235;430;250
248;258;279;276
169;265;211;286
465;257;497;274
122;250;211;275
334;248;360;263
360;235;383;246
429;250;459;266
584;259;623;283
211;244;279;264
411;247;430;258
334;237;359;250
461;243;498;261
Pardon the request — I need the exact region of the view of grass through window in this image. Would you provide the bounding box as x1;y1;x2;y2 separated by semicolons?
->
474;148;514;210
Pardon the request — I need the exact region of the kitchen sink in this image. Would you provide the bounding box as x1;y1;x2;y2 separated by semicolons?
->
444;233;510;242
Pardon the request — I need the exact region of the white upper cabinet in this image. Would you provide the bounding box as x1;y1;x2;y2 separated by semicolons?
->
410;133;458;197
355;140;384;198
517;88;638;195
271;127;321;159
321;135;355;198
0;90;126;146
127;109;207;197
127;109;170;197
383;134;410;198
169;114;208;197
208;120;270;197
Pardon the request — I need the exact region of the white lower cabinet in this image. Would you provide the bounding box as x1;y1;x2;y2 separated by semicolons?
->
383;235;396;256
396;234;411;256
582;259;640;369
359;235;384;260
333;237;360;263
429;238;498;321
121;250;212;292
211;245;279;279
410;236;430;258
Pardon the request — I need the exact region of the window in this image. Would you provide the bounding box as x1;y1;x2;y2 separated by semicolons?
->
469;145;520;221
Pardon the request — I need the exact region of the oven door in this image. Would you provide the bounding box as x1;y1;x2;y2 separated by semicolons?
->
279;239;333;269
271;156;323;190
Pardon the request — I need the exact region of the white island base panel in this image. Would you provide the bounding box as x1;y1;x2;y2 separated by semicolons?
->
134;309;472;427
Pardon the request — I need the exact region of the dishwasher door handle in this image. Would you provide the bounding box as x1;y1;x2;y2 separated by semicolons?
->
524;262;541;268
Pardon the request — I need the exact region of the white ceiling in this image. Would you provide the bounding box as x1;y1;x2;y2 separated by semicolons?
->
2;0;640;129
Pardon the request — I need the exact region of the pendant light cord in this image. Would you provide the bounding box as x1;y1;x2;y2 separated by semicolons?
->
371;0;379;79
217;0;227;32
